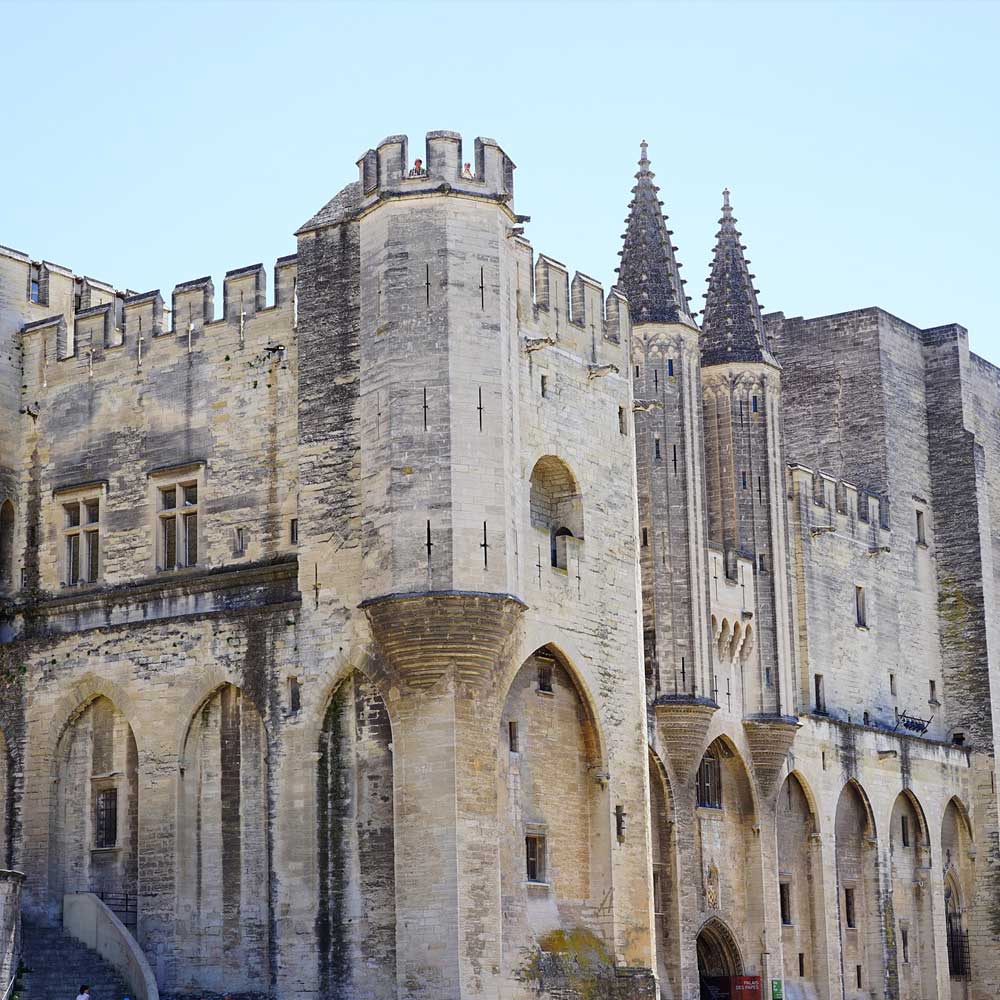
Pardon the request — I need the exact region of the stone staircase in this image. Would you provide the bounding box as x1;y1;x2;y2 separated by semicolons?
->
17;920;132;1000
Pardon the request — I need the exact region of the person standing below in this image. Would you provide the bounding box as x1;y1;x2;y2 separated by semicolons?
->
75;987;90;1000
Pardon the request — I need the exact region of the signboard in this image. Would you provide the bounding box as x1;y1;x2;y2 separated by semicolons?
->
733;976;762;997
771;980;784;1000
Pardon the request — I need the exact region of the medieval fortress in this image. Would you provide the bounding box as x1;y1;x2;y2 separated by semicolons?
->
0;130;998;1000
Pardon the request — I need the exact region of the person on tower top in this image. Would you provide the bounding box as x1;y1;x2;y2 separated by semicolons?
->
461;162;473;179
408;158;425;176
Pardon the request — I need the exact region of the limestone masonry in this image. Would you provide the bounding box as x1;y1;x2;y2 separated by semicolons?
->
0;130;998;1000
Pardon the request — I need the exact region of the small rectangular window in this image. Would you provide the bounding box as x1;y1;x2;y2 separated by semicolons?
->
654;437;661;460
641;527;648;547
856;965;862;989
845;887;856;928
525;834;546;882
290;517;299;544
696;752;722;809
901;925;909;963
741;470;748;490
890;672;897;696
752;395;759;413
288;676;301;714
798;953;805;978
667;359;674;377
901;814;910;847
235;526;246;553
634;365;640;379
95;787;118;849
618;406;626;435
929;679;937;703
540;374;548;397
916;509;926;545
855;585;867;627
538;662;553;694
779;882;792;925
814;674;826;714
508;720;519;752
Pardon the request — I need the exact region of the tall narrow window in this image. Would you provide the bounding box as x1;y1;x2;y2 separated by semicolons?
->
28;263;41;304
525;834;546;883
540;374;548;397
890;672;897;696
752;394;759;413
844;887;857;928
814;674;826;714
290;517;299;544
654;436;661;460
916;509;926;545
779;882;792;925
641;527;648;548
696;751;722;808
901;814;910;847
798;953;805;978
288;676;302;714
508;720;519;752
901;925;909;963
95;787;118;849
855;585;867;627
929;679;938;703
158;480;199;570
62;494;101;585
856;965;862;989
618;406;626;435
667;359;674;377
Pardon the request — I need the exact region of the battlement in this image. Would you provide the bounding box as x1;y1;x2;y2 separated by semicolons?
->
14;253;297;393
787;463;891;545
355;130;515;207
511;237;629;365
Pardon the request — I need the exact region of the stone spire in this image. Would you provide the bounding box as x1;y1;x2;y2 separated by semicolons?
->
616;140;695;326
700;189;777;368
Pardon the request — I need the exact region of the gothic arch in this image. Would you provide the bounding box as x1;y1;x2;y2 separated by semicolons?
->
317;669;396;1000
49;695;139;908
834;780;881;998
776;771;821;990
45;674;143;768
696;916;744;977
176;683;269;994
648;749;679;998
498;644;612;985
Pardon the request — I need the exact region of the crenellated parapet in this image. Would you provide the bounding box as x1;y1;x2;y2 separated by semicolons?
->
356;130;515;209
511;237;629;368
15;253;298;396
787;462;891;548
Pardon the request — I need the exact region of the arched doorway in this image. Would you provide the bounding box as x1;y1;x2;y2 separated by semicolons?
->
697;918;743;999
649;750;678;998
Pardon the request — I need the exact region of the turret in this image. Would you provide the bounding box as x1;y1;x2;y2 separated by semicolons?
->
699;189;796;721
618;142;715;707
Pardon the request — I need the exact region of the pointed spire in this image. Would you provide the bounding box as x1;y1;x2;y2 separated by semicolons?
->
616;140;695;327
700;188;777;368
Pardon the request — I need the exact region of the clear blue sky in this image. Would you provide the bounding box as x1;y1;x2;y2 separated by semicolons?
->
2;1;997;360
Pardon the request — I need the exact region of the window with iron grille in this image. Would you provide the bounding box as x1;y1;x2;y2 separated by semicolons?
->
696;751;722;808
95;787;118;849
947;915;970;978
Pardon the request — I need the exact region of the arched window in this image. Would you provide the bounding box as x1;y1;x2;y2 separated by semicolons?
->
529;456;584;572
697;750;722;808
0;500;13;592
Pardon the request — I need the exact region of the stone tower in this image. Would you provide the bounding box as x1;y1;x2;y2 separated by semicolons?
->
618;141;714;706
699;190;796;721
294;131;654;1000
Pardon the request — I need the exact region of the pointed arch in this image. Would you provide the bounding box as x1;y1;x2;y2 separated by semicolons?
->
176;682;269;993
316;668;396;1000
648;748;679;998
696;916;744;977
49;694;139;907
